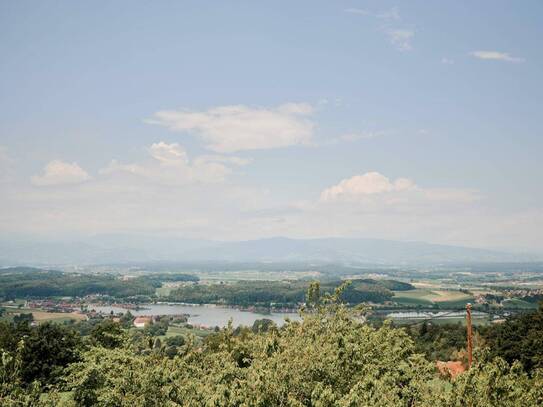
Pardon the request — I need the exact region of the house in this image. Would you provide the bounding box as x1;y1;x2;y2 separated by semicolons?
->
133;316;152;328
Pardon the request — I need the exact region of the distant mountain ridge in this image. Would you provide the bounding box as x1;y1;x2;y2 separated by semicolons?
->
0;235;536;266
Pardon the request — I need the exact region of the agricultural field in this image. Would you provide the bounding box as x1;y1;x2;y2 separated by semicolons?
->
392;288;473;307
1;306;86;324
502;298;538;309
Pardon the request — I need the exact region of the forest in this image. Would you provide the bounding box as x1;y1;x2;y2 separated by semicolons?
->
1;282;542;406
0;267;198;300
165;278;413;307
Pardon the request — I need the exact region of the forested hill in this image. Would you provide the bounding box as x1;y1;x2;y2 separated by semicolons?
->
166;278;414;307
0;267;198;300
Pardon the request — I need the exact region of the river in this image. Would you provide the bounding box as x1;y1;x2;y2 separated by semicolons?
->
92;303;301;328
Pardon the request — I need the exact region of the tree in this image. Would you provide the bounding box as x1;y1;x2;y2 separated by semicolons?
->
482;305;543;373
90;320;125;349
251;318;277;333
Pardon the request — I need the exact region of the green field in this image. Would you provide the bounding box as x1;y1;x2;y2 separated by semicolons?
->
1;306;86;324
392;289;473;307
502;298;538;309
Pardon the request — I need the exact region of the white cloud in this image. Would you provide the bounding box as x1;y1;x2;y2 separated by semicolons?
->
469;51;525;63
31;160;91;186
387;29;414;52
441;57;454;65
320;172;479;206
146;103;314;153
148;141;188;164
100;142;248;185
320;172;416;202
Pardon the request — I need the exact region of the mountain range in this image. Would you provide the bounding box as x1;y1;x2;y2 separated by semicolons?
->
0;235;537;266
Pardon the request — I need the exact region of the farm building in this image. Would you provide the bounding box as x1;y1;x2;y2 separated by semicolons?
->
133;316;152;328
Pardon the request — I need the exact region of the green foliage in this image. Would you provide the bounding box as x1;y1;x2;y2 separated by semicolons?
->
251;318;277;333
90;320;126;349
407;321;467;362
441;353;543;406
482;305;543;373
165;335;185;347
166;278;405;307
144;318;169;337
60;300;543;406
12;312;34;324
0;267;157;299
0;321;81;387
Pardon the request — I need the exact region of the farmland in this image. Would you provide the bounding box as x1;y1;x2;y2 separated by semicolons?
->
1;306;86;324
392;288;473;307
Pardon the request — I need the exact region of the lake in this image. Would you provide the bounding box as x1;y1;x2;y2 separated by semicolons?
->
92;303;301;328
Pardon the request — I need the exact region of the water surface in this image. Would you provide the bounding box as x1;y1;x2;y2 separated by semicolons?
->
93;303;300;328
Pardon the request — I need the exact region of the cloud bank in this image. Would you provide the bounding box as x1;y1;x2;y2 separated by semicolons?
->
31;160;91;186
147;103;314;153
101;142;249;185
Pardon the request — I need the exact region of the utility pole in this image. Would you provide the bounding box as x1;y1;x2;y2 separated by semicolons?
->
466;303;473;369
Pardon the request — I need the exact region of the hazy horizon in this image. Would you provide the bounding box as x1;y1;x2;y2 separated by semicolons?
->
1;1;543;254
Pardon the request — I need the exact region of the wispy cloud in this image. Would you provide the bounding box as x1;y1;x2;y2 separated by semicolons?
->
344;8;370;16
386;29;414;52
470;51;525;63
344;7;400;21
100;142;250;185
345;7;414;52
31;160;91;186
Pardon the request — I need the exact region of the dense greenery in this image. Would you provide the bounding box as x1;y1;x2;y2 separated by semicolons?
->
1;283;543;405
0;267;198;300
406;322;467;362
166;278;412;307
0;320;81;386
1;285;542;405
481;304;543;373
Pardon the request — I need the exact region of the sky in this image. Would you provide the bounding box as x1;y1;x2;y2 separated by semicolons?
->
1;1;542;253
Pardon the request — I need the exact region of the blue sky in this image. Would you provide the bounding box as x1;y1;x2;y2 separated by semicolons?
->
1;1;542;252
